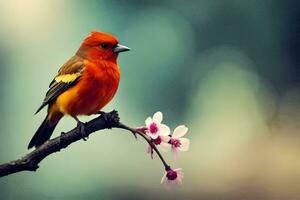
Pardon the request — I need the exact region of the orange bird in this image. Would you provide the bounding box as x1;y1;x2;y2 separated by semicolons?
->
28;31;130;149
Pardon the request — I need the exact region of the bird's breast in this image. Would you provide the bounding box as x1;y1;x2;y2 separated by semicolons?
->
56;62;120;116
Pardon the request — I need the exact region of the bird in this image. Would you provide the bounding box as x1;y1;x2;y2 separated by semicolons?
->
28;31;130;149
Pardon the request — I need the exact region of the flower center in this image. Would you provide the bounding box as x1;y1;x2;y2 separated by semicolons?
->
170;139;181;148
149;123;158;134
153;136;162;145
166;170;178;180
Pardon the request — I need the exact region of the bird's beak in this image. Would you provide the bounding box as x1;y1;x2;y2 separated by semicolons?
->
113;44;130;53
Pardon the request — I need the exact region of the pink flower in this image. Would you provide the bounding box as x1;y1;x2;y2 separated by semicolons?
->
146;143;154;159
169;125;190;156
161;168;183;185
154;136;171;150
145;112;170;139
147;135;171;158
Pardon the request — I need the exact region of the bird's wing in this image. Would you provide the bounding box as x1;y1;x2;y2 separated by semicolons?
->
35;56;85;114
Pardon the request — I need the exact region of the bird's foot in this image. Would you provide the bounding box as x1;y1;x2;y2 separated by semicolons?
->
97;110;120;128
76;121;88;141
59;132;67;146
97;111;107;120
97;111;105;115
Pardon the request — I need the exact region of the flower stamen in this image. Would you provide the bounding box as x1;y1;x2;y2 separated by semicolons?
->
170;138;181;148
153;136;162;145
166;169;178;180
149;123;158;134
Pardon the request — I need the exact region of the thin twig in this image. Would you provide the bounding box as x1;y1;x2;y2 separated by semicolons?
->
0;111;170;178
117;123;170;170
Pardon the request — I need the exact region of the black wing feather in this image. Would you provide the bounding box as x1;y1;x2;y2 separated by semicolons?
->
35;55;84;114
35;78;79;114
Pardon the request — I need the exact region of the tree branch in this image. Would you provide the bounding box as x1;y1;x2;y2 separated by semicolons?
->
0;111;145;178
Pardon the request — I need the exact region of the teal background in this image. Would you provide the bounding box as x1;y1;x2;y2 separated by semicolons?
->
0;0;300;199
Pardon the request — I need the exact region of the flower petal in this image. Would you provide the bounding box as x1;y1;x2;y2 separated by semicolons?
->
175;178;182;185
171;146;179;158
161;171;167;184
145;117;152;127
153;112;163;124
147;131;159;139
146;143;154;159
172;125;188;139
146;143;151;153
160;135;171;142
161;168;183;186
178;138;190;152
174;169;183;184
158;124;171;136
158;142;171;152
174;168;183;176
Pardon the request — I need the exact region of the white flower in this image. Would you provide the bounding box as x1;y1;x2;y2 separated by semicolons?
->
169;125;190;156
161;168;183;185
146;135;171;158
145;112;170;139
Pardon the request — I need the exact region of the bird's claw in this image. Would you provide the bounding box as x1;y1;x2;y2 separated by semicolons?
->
59;132;67;145
97;110;106;116
97;111;109;122
97;110;120;128
76;121;88;141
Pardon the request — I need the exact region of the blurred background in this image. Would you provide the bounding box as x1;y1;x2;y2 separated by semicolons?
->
0;0;299;199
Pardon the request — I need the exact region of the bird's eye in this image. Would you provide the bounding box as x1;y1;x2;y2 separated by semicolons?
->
100;43;109;49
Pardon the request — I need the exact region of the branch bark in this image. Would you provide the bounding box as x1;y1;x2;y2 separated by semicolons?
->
0;111;126;178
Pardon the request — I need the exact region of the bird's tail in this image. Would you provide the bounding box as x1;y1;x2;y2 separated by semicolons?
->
28;114;61;149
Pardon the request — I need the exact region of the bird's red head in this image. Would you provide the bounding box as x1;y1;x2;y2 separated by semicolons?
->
77;31;130;62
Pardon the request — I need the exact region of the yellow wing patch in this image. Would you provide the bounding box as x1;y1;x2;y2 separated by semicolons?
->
55;73;81;83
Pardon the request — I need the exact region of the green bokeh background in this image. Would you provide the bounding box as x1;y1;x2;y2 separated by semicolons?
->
0;0;300;199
